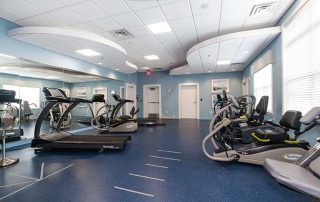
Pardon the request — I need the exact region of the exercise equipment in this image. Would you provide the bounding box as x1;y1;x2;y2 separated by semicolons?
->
31;87;131;151
0;89;20;167
202;95;318;165
91;92;138;133
264;107;320;199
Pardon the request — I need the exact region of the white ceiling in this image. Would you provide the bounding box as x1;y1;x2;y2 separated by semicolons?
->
0;57;108;83
0;0;294;74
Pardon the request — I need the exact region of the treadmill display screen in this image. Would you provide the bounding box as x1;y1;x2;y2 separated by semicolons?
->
48;88;65;98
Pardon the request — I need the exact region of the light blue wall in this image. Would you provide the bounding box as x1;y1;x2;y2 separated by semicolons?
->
242;0;320;145
69;79;124;117
137;71;243;120
0;18;135;84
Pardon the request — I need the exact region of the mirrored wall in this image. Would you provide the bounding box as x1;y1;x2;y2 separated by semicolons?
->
0;54;125;138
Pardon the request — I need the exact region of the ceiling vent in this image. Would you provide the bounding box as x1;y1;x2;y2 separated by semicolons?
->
250;3;276;17
109;29;133;40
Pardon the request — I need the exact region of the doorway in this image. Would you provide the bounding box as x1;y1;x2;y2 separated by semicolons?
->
143;84;161;118
179;83;199;119
93;88;107;116
125;83;136;117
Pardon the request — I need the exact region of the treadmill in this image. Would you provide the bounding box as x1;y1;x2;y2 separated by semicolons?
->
31;87;131;151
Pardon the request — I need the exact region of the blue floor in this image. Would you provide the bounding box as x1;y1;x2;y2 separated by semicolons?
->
0;119;312;202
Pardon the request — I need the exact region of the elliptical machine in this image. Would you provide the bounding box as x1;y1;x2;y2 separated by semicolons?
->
91;92;138;133
202;95;318;165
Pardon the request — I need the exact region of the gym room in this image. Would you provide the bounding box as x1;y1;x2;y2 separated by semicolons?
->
0;0;319;201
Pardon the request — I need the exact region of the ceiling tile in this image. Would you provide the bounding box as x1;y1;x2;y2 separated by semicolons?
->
125;26;153;37
25;0;64;12
135;7;166;25
218;38;243;60
190;0;220;16
0;6;23;21
219;9;249;35
48;7;86;25
15;14;65;27
92;17;123;32
70;22;105;35
92;0;131;16
69;1;107;21
112;12;143;28
56;0;85;6
161;1;192;21
0;0;43;19
187;50;203;72
199;43;218;71
124;0;158;11
194;13;220;41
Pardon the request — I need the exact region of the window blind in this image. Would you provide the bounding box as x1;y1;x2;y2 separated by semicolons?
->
283;0;320;114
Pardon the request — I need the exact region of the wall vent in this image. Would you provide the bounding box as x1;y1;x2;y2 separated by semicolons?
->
250;3;276;16
109;29;133;40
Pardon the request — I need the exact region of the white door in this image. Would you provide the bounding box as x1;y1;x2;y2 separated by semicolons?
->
93;88;107;116
125;83;136;116
180;85;198;119
143;85;160;118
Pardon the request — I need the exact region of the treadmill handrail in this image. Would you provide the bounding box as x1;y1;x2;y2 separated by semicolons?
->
56;101;81;132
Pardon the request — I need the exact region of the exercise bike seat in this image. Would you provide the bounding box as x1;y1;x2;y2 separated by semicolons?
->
253;110;302;143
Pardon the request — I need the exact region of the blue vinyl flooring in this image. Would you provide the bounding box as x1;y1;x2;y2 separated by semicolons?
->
0;119;312;202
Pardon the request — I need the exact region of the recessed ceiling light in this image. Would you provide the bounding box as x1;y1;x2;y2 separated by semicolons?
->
243;50;249;54
217;60;231;65
46;76;59;80
126;61;137;69
116;68;120;71
0;53;16;59
147;21;171;34
98;62;102;65
76;49;101;57
144;55;159;60
208;70;212;73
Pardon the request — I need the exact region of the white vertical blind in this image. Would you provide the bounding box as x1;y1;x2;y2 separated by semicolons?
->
254;64;273;113
283;0;320;114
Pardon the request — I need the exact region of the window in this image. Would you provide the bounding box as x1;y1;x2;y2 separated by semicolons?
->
254;64;272;113
283;0;320;114
3;85;40;108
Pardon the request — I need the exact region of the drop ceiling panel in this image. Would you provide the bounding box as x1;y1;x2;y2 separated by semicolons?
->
25;0;64;12
156;32;185;58
218;38;243;61
189;0;221;16
194;13;220;41
125;26;153;37
219;9;249;35
187;50;203;73
124;0;158;11
113;12;144;28
161;1;192;21
92;18;123;32
199;43;218;72
69;1;107;21
92;0;131;16
48;7;86;25
17;13;65;27
135;7;166;25
0;0;43;18
0;6;23;22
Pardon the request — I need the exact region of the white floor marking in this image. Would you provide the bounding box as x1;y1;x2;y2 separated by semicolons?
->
145;164;168;169
40;162;44;179
114;186;154;197
0;164;74;200
157;149;182;154
0;180;37;188
149;155;181;161
129;173;165;181
8;174;39;181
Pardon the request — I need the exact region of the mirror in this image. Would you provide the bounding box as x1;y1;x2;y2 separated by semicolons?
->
0;57;125;137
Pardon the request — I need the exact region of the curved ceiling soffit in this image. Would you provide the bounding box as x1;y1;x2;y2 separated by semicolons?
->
186;26;281;57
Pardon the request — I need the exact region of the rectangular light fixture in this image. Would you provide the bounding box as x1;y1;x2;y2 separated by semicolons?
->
0;53;16;59
217;60;231;65
144;55;159;60
147;21;171;34
76;49;101;57
126;61;137;69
